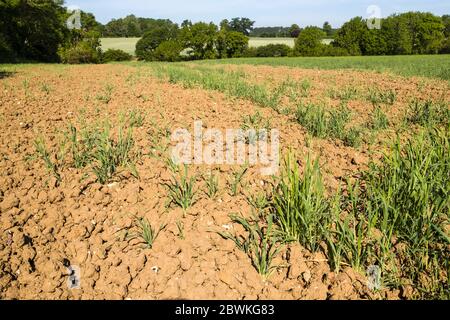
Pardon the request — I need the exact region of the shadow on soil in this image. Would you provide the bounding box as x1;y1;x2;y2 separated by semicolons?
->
0;70;15;79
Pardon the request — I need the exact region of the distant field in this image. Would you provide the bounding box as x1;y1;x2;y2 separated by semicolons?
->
248;37;332;47
198;55;450;80
100;37;297;54
248;37;295;47
100;37;140;55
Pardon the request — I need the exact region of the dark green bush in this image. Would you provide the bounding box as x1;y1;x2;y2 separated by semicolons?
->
58;42;102;64
152;40;183;62
136;25;179;61
294;26;326;56
255;44;292;57
440;38;450;54
0;35;15;63
322;45;349;56
102;49;132;62
242;47;258;57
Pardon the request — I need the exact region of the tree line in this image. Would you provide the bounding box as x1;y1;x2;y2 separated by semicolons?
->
102;15;255;37
101;15;337;39
135;12;450;61
0;0;449;64
249;23;336;38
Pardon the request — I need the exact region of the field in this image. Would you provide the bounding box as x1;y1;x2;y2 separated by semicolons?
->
100;37;450;81
247;37;295;47
101;38;141;55
202;54;450;81
101;37;332;55
0;57;449;300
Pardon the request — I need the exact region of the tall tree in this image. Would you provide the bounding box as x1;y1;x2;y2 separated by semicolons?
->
333;17;368;55
228;17;255;36
295;26;326;56
323;21;333;37
216;29;248;58
135;22;179;60
179;22;218;59
289;24;301;38
0;0;68;62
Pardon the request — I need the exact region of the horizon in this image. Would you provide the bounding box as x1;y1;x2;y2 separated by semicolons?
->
67;0;450;28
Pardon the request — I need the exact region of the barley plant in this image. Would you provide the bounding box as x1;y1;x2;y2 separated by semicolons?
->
35;113;138;184
130;217;165;249
370;106;389;130
204;170;219;199
152;64;282;110
41;83;51;94
96;84;114;104
166;164;197;211
34;137;62;182
342;126;363;148
241;111;271;144
272;152;330;252
128;109;145;127
361;127;450;298
218;213;282;279
328;86;359;102
406;99;450;127
246;191;270;217
176;220;185;240
229;165;248;196
295;102;328;138
367;88;397;106
295;102;361;147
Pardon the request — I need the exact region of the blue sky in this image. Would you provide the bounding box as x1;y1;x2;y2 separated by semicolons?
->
67;0;449;27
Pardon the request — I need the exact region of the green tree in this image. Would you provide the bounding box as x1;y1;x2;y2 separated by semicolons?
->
333;17;369;55
295;26;326;56
153;40;183;62
179;22;218;59
443;15;450;37
381;14;413;54
323;22;333;37
228;17;255;36
216;30;249;58
123;15;141;37
441;15;450;53
412;12;444;54
250;26;291;37
58;8;103;64
0;0;67;62
256;44;292;57
361;29;387;55
220;19;230;31
289;24;301;38
135;23;179;60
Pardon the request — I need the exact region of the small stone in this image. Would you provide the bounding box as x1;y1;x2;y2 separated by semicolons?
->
107;182;119;189
302;271;311;283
